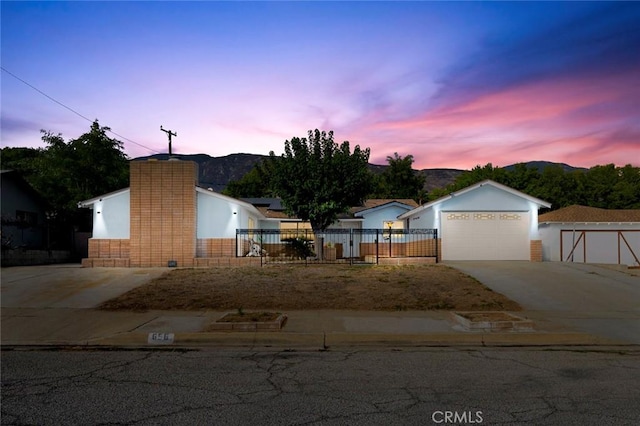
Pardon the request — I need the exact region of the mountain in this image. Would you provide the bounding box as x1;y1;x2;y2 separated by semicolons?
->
134;153;269;191
503;161;587;173
133;154;583;193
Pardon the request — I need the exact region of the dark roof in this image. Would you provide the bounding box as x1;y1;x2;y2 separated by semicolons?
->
243;198;419;221
0;170;48;208
241;198;284;210
539;205;640;223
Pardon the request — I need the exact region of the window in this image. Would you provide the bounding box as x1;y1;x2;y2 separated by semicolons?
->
280;221;312;239
15;210;38;227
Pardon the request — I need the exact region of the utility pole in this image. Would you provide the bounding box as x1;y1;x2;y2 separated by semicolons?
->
160;125;177;156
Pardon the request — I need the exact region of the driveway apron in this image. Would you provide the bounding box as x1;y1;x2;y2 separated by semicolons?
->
447;261;640;344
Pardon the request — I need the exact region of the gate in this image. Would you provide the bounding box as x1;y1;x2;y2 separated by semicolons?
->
236;228;438;265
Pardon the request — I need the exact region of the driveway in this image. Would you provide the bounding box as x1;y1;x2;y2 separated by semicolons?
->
447;261;640;344
1;264;167;308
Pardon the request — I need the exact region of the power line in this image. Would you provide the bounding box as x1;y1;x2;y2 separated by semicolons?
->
1;66;161;154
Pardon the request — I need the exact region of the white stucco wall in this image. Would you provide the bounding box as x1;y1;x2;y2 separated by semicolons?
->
441;184;532;211
404;185;541;238
539;223;640;265
196;191;259;238
92;191;130;239
359;205;411;229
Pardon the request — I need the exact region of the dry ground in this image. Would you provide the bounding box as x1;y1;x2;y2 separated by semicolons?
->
99;264;521;312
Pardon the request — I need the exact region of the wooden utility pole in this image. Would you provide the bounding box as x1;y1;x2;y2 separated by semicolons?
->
160;125;177;155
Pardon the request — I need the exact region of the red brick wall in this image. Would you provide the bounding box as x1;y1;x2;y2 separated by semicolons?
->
530;240;543;262
88;239;130;258
196;238;236;257
129;160;198;267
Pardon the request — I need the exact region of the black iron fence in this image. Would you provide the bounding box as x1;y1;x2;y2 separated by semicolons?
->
236;228;438;265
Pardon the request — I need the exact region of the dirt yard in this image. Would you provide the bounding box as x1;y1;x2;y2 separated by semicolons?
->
99;264;521;312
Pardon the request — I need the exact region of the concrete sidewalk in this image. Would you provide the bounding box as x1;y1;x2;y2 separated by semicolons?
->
1;307;619;349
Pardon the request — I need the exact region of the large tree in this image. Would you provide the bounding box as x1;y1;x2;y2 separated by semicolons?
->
372;152;426;202
267;129;373;232
33;121;129;213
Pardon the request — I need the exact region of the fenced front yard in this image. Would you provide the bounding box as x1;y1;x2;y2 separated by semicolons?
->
235;228;439;265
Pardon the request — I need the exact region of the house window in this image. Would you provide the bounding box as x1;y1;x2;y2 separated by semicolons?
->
280;221;312;239
383;220;403;230
15;210;38;227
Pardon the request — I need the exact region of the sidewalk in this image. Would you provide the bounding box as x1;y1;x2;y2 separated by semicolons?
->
1;307;619;349
1;263;635;349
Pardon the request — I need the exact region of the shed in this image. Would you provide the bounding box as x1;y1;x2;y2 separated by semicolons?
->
538;205;640;266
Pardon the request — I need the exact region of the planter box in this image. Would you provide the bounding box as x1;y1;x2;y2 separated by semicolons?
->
451;311;534;332
324;246;337;261
207;313;287;332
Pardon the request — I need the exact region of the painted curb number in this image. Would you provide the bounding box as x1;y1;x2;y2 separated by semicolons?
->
147;332;175;345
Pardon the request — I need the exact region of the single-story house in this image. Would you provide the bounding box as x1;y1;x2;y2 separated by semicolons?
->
398;180;551;261
78;159;424;266
538;205;640;266
90;160;640;266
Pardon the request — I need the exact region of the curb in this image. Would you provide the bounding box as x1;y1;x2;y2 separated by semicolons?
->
3;331;624;349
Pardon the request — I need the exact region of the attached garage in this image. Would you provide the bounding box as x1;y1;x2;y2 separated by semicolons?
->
442;211;530;260
398;180;551;261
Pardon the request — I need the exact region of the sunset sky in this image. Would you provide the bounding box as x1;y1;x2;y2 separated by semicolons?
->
2;1;639;170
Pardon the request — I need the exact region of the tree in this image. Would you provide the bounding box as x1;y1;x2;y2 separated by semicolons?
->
223;161;273;198
372;153;426;202
32;121;129;214
267;129;373;232
1;121;129;250
429;163;509;200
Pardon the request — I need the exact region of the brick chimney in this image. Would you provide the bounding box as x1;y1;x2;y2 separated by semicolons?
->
129;159;198;267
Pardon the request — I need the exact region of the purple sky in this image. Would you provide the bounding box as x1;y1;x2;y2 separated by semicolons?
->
2;1;639;170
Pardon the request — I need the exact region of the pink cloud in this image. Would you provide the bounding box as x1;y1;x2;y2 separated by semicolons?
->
357;70;640;169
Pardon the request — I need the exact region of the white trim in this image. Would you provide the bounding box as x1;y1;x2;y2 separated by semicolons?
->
78;187;130;208
398;179;551;220
354;201;416;218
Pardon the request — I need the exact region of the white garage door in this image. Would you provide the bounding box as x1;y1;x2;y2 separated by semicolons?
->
442;212;530;260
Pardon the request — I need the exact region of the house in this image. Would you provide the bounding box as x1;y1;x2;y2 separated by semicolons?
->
79;159;425;267
79;159;267;267
398;180;551;261
1;170;48;249
538;205;640;266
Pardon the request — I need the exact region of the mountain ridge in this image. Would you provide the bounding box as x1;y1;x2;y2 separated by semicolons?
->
134;153;586;192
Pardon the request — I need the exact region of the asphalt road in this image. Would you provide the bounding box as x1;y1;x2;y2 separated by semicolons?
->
2;347;639;425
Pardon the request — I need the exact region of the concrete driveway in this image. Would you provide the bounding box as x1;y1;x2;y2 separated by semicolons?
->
1;264;167;309
447;261;640;344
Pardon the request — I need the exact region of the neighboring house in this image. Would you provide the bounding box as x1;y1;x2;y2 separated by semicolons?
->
398;180;551;261
538;205;640;266
1;170;48;249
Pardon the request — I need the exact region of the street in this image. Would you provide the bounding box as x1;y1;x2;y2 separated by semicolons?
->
2;347;639;425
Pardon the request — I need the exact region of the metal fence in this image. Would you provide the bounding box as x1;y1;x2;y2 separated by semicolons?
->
236;228;438;265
